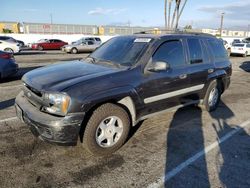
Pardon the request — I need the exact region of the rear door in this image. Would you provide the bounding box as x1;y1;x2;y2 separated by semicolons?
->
186;37;214;100
140;39;191;116
246;44;250;54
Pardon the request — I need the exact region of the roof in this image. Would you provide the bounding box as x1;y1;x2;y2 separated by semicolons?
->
133;29;216;38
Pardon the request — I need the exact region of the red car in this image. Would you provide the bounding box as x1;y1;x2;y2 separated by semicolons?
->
32;39;68;50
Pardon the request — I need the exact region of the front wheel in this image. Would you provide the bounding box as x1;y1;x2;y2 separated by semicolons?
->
243;51;248;57
203;80;221;112
71;48;78;54
82;103;130;156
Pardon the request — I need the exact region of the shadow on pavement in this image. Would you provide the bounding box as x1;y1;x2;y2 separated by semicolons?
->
0;98;15;110
0;66;42;83
239;61;250;72
15;51;47;55
165;106;210;188
210;101;250;188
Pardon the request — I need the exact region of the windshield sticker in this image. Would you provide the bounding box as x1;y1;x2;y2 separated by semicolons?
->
134;38;152;43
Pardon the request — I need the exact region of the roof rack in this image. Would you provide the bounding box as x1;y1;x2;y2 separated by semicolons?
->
134;29;214;37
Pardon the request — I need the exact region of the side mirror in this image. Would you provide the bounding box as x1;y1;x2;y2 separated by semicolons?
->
147;61;170;72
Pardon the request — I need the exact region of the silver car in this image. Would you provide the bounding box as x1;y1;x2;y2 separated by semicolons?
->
62;41;100;54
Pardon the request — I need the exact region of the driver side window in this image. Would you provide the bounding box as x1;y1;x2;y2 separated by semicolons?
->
152;40;185;68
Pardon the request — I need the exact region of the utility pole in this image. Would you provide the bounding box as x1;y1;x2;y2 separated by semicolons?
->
248;24;250;37
50;13;53;35
220;12;225;37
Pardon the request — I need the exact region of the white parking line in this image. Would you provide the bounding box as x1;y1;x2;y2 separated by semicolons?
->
147;119;250;188
0;116;18;124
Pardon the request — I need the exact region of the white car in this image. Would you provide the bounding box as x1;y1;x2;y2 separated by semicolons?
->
0;40;20;53
71;37;102;45
230;43;250;57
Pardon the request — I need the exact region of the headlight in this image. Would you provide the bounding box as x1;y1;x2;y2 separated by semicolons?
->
42;92;71;116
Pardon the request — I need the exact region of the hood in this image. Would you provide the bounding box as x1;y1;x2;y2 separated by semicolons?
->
22;60;119;92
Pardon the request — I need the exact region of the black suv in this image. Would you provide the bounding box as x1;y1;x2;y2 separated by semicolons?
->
15;33;232;155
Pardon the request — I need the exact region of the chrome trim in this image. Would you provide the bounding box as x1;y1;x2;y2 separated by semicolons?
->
144;84;204;104
137;100;203;123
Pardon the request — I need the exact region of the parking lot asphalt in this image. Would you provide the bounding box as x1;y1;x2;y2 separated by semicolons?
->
1;51;250;188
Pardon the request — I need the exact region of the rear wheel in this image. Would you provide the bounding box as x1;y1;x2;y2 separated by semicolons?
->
38;46;43;51
71;48;78;54
4;48;14;53
82;103;130;156
203;80;221;112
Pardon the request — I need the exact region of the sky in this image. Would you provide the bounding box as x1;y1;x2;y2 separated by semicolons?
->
1;0;250;30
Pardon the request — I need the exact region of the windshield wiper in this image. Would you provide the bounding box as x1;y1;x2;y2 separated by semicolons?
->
97;59;123;68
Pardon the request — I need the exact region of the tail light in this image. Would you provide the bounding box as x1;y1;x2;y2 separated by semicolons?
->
0;53;14;59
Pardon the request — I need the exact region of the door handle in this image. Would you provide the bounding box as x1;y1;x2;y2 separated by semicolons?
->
208;69;214;73
179;74;187;79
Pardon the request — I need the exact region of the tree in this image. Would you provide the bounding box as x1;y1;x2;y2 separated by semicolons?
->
164;0;188;30
184;25;192;30
164;0;167;29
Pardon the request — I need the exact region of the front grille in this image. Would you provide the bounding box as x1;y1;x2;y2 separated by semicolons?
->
23;83;44;109
24;83;42;97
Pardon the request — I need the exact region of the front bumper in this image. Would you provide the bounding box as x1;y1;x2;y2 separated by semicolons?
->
62;47;71;53
15;92;85;146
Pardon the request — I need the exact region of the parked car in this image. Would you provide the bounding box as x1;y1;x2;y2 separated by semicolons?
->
32;39;68;50
231;39;241;45
223;40;231;56
0;51;18;79
28;39;49;48
0;40;20;53
0;36;25;47
15;33;232;156
71;37;101;45
230;43;250;57
62;40;100;54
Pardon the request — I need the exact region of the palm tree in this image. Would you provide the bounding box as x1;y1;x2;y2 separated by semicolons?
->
164;0;167;29
167;0;172;29
175;0;188;29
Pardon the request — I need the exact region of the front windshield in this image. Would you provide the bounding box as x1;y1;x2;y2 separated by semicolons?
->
74;40;83;45
90;36;151;66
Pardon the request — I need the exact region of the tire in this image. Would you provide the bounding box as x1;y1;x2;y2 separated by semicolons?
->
82;103;130;156
203;80;221;112
227;49;231;57
4;48;14;53
38;46;43;51
71;48;78;54
243;51;248;57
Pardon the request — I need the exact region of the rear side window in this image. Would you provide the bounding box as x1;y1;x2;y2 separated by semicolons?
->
153;40;185;67
207;39;227;60
87;41;94;45
187;38;203;64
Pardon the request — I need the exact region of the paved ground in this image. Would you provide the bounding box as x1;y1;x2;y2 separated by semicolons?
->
1;51;250;188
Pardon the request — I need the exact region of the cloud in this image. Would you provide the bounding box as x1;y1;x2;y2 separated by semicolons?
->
88;7;127;15
198;1;250;21
22;9;38;12
196;1;250;29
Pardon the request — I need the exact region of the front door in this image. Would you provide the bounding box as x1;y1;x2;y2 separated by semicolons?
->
140;39;190;117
